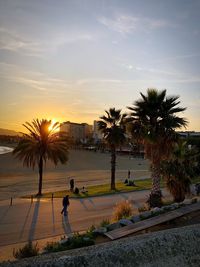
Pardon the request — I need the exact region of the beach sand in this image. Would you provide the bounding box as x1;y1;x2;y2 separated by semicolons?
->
0;149;150;200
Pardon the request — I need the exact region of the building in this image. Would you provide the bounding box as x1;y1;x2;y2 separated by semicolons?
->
93;120;103;141
177;131;200;138
60;121;92;141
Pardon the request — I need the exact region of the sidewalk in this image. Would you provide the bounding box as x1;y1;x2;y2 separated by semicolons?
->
0;189;153;261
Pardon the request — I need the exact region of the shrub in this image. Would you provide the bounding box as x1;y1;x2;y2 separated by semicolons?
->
126;180;135;186
138;205;148;213
13;242;39;259
67;233;94;249
99;218;110;227
147;191;162;208
86;225;96;238
43;233;95;253
43;241;63;253
113;200;132;221
74;187;79;194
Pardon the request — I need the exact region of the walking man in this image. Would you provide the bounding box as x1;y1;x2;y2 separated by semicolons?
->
61;195;70;216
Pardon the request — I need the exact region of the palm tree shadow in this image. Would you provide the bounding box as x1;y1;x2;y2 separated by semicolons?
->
51;200;55;234
87;198;96;209
19;203;33;239
62;214;72;237
28;198;40;241
79;199;89;211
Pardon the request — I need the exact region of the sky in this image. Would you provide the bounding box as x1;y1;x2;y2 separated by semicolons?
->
0;0;200;132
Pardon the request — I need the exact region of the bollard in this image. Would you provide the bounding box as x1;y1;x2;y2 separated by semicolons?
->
10;197;13;206
51;193;54;200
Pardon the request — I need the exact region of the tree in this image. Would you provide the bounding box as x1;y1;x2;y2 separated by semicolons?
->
128;89;187;207
97;108;127;190
161;141;196;202
13;119;68;196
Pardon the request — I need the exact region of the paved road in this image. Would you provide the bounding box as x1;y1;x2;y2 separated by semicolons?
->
0;150;150;200
0;189;170;249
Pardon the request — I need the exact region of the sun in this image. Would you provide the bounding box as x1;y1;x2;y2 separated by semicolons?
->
48;119;60;132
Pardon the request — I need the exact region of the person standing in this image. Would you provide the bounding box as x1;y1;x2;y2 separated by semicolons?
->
69;178;75;192
61;195;70;216
128;170;131;180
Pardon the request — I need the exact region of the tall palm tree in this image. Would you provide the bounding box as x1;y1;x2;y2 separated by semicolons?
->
128;89;187;207
98;108;127;190
161;141;196;202
13;119;68;196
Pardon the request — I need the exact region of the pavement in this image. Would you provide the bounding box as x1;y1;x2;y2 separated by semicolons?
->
0;188;169;261
0;149;152;261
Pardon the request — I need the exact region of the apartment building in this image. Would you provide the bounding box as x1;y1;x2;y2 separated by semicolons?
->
60;121;92;141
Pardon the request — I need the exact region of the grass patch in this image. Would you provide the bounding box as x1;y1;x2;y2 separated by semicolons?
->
22;178;153;199
22;176;200;199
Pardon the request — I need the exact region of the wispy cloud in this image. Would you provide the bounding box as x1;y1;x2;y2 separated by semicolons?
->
0;27;94;57
0;62;70;92
98;14;175;34
0;28;43;57
154;53;200;63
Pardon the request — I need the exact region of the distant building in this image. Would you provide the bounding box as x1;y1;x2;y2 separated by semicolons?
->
60;121;92;141
177;131;200;138
93;120;103;141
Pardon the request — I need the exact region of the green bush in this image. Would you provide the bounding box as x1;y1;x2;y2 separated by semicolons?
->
43;233;95;253
138;205;148;213
13;242;39;259
43;241;63;253
67;233;94;249
99;219;110;227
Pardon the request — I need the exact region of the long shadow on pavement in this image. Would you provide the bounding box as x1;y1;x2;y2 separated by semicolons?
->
51;199;55;234
28;198;40;242
62;214;72;237
79;199;89;211
19;202;33;240
87;198;96;209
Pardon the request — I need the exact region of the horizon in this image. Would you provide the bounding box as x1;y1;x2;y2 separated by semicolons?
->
0;0;200;132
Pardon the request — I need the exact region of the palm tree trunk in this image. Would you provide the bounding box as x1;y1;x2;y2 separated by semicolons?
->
148;165;162;207
37;157;43;196
151;166;161;193
111;146;116;190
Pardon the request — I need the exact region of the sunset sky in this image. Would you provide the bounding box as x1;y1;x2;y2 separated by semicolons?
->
0;0;200;132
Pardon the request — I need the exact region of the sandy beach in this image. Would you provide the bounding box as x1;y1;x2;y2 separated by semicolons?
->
0;149;150;201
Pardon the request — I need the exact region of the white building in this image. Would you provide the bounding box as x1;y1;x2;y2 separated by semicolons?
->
60;121;92;141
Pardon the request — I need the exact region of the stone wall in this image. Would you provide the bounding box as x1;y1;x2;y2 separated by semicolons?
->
1;224;200;267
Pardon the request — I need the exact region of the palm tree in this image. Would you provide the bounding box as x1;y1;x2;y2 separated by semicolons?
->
128;89;187;207
97;108;127;190
161;141;196;202
13;119;68;196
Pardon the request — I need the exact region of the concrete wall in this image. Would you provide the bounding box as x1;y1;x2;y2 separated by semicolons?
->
1;224;200;267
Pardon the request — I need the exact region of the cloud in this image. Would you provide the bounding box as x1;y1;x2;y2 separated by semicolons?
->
98;15;139;34
98;14;175;34
154;53;200;63
0;27;94;57
0;62;70;92
0;27;43;56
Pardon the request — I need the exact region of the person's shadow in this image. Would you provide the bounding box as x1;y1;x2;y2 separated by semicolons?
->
62;214;72;237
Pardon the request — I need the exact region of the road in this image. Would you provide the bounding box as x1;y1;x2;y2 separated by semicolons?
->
0;189;170;249
0;149;150;200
